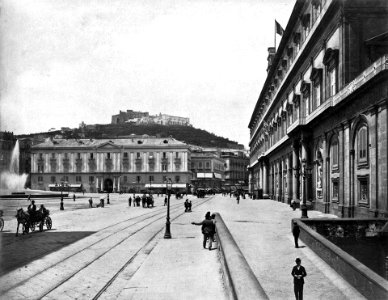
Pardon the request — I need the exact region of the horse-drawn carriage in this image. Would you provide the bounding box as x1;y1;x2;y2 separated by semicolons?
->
15;205;52;236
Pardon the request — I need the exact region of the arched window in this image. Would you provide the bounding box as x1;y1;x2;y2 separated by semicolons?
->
357;126;368;164
331;138;339;170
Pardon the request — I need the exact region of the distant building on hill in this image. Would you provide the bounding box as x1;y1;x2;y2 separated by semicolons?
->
111;110;149;124
111;110;190;126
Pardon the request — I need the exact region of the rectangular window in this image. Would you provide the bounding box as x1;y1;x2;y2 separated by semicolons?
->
51;176;56;183
90;153;94;159
199;162;203;169
77;153;81;159
107;153;111;159
38;165;44;173
76;176;82;182
38;176;43;182
162;164;167;171
124;152;128;158
39;153;43;159
329;68;337;97
163;152;166;159
149;152;154;158
52;153;55;158
191;162;195;169
89;176;94;183
63;175;69;182
136;176;141;183
149;175;154;182
176;152;179;158
163;175;167;182
137;152;141;159
358;176;369;205
64;153;68;158
175;175;180;183
332;180;339;200
313;83;321;109
206;162;210;169
123;176;127;183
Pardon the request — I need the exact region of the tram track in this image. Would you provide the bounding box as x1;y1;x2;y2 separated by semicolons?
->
92;196;214;300
1;196;214;300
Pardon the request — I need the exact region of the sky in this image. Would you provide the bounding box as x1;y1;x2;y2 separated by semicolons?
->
0;0;294;147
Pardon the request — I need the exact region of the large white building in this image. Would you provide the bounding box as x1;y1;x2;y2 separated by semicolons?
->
30;137;192;193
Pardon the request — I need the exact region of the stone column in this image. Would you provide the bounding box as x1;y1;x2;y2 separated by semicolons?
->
325;157;330;214
349;150;355;218
342;122;350;218
300;138;308;202
277;160;282;201
113;177;116;192
263;162;268;198
118;176;120;192
377;103;388;216
292;142;300;201
287;154;292;204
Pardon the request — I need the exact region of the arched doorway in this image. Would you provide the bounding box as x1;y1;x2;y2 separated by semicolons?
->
104;178;113;193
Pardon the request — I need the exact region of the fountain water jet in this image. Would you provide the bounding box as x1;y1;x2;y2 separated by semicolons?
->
0;140;28;191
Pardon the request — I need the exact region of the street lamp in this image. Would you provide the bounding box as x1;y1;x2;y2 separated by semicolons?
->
164;178;173;239
300;160;312;218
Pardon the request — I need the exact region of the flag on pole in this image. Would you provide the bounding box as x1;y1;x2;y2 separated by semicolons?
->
275;20;284;36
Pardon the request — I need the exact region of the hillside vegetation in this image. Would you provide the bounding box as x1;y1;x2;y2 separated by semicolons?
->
18;123;243;149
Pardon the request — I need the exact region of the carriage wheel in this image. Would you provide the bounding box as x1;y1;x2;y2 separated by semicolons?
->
0;218;4;231
45;217;52;230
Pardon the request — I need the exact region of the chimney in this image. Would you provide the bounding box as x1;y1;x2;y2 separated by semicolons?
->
267;47;276;73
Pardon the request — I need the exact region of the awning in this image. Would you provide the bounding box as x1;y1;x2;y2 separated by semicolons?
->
197;173;213;178
144;183;187;188
214;173;223;179
48;184;82;188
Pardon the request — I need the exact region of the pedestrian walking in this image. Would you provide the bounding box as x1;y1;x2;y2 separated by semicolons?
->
291;258;307;300
236;194;240;204
292;221;300;248
128;197;132;207
73;194;76;202
107;193;110;204
89;197;93;208
164;197;167;206
191;212;215;250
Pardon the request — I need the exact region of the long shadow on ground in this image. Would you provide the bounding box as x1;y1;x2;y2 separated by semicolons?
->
0;230;95;276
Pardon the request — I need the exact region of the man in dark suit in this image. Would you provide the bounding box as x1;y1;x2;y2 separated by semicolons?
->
292;221;300;248
291;257;307;300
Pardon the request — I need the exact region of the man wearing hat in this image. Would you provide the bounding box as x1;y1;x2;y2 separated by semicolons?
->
291;257;307;300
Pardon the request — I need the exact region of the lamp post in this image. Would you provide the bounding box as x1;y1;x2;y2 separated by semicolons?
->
60;181;65;210
300;160;312;218
164;178;172;239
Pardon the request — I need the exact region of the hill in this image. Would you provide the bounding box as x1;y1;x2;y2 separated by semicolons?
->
17;123;243;149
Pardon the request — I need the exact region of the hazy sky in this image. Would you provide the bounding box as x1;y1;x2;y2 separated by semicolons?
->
0;0;294;147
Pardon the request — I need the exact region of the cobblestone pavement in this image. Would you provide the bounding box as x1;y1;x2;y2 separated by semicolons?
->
0;194;226;300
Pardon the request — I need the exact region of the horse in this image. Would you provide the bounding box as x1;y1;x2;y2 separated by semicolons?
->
15;208;30;236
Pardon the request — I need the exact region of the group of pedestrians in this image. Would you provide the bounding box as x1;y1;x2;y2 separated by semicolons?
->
128;194;154;208
191;211;216;250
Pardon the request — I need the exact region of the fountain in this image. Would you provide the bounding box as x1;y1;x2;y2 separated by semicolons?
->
0;140;64;198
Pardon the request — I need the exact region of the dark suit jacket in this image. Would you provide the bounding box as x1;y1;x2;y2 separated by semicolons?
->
291;265;307;284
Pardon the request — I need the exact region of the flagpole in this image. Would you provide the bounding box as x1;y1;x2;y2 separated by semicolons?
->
274;20;276;50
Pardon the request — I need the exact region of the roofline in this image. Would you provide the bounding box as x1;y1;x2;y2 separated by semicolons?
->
248;0;305;128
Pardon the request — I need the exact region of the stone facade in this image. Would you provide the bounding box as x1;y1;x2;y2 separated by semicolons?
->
248;0;388;218
190;151;225;190
221;151;249;187
30;137;192;193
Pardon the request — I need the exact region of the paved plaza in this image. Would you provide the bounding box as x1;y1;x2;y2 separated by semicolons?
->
0;193;366;299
